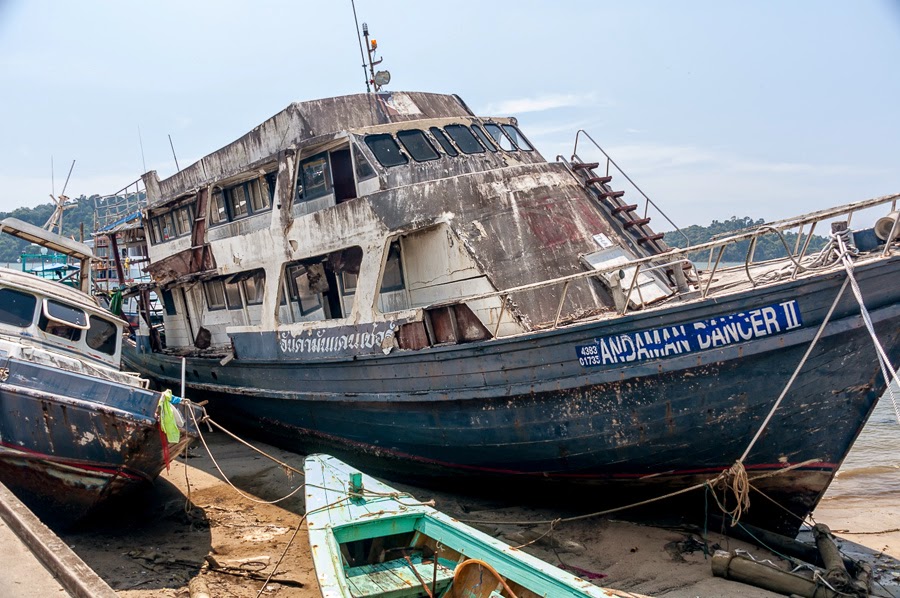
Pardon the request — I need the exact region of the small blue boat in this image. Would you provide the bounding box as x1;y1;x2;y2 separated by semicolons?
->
305;454;642;598
0;218;205;521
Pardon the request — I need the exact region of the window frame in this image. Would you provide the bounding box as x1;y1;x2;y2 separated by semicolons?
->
429;127;458;157
470;124;498;152
396;129;440;162
364;134;409;167
501;124;534;151
483;123;517;152
85;315;119;356
0;288;37;328
296;152;333;202
204;279;227;311
444;125;485;154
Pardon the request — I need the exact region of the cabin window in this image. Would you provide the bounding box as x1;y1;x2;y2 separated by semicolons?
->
210;190;228;225
352;144;376;181
149;205;192;243
296;152;332;201
173;205;194;236
444;125;484;154
429;127;458;157
483;124;516;151
39;299;86;341
365;134;408;167
251;177;272;212
397;130;440;162
224;279;243;310
204;279;227;310
285;264;324;316
381;242;405;292
86;316;118;355
241;272;264;305
150;219;163;244
226;184;249;219
161;289;178;316
160;212;176;241
264;171;278;202
0;288;37;328
502;124;533;151
280;247;361;323
471;125;497;152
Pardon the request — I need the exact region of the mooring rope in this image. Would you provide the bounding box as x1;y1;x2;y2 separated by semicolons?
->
834;231;900;426
188;408;306;505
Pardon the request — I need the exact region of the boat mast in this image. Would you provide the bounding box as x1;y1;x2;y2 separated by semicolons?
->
350;0;371;93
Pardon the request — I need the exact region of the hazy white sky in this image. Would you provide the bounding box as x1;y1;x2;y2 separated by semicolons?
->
1;0;899;228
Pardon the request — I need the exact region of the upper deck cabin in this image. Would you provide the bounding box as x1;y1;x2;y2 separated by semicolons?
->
139;92;669;358
0;266;129;372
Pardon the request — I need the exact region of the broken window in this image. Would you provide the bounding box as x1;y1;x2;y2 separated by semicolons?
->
429;127;458;157
296;152;332;201
444;125;484;154
280;247;362;323
483;124;516;152
397;130;439;162
0;288;36;327
502;124;533;151
285;264;324;316
365;134;408;167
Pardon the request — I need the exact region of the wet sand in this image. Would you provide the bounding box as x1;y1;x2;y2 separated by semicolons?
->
55;429;900;598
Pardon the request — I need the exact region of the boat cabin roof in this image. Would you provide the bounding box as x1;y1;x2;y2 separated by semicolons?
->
146;92;486;207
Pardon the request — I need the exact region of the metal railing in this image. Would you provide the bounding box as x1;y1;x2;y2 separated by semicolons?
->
571;130;691;246
425;192;900;335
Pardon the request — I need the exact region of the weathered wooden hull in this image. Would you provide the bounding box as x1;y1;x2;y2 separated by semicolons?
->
0;357;200;522
123;257;900;535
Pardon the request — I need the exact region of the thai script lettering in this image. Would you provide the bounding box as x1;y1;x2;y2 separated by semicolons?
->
279;321;397;356
576;300;802;368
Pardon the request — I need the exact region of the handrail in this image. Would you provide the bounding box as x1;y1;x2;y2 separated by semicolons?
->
424;192;900;330
572;130;691;246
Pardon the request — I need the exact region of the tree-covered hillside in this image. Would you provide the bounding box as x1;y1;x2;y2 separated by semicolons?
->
0;196;96;263
663;215;828;262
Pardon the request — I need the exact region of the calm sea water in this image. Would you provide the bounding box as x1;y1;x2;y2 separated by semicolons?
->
826;384;900;500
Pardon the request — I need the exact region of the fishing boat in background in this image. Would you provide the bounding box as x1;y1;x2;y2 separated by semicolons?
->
114;90;900;536
306;453;641;598
0;217;205;521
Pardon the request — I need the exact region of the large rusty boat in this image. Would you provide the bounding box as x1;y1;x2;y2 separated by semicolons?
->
117;91;900;535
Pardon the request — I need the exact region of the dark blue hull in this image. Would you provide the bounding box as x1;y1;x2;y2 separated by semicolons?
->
0;357;199;521
123;257;900;535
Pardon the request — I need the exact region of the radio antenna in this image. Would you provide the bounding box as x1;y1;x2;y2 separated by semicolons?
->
350;0;371;93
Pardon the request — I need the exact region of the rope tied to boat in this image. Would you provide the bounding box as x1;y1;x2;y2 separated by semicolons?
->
716;461;751;527
833;231;900;427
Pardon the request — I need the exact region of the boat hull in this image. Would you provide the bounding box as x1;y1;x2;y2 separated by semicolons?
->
0;357;198;521
124;257;900;535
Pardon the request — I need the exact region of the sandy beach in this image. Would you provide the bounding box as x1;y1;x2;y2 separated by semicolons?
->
54;421;900;598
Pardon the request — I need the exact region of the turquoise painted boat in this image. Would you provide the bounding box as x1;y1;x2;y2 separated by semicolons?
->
305;454;639;598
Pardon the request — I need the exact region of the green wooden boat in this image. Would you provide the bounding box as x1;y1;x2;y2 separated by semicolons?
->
305;454;639;598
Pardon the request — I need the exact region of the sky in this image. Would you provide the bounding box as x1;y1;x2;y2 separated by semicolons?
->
1;0;899;230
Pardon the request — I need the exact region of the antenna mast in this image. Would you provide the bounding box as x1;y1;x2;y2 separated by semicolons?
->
350;0;370;93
